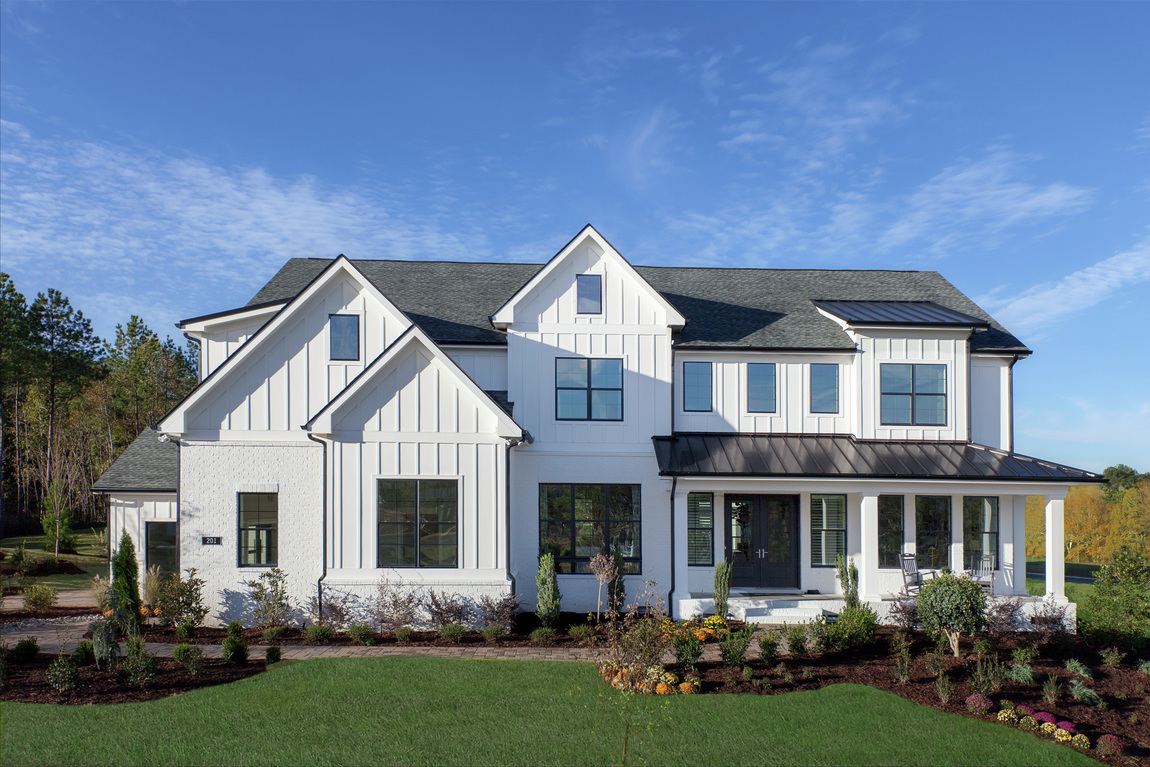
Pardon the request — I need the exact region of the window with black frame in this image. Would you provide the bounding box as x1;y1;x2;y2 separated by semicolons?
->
555;358;623;421
238;493;277;566
747;363;776;413
687;492;714;566
810;364;839;414
146;521;178;576
329;314;359;361
683;362;712;412
377;479;458;568
880;363;946;426
878;495;904;568
915;495;951;570
576;274;602;314
963;496;999;570
539;484;641;574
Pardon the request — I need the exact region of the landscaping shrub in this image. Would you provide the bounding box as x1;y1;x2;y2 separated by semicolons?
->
835;555;860;609
829;604;879;650
90;619;119;669
244;567;292;629
1096;734;1125;757
11;637;39;664
1068;679;1103;707
306;623;335;643
918;574;986;656
1100;646;1125;668
141;565;165;611
605;552;626;616
111;530;142;634
535;553;560;629
22;584;58;612
173;643;203;675
1007;663;1036;685
438;622;467;643
887;594;918;631
1082;546;1150;653
347;622;375;646
374;579;422;634
266;645;282;664
1064;658;1092;680
308;586;356;631
1137;659;1150;675
672;629;702;669
476;593;519;632
227;621;245;639
923;652;945;678
426;590;470;629
757;628;780;664
529;626;555;643
223;636;249;665
89;574;112;612
808;614;834;654
970;656;1007;695
933;672;953;704
713;560;732;619
124;636;157;688
985;597;1025;635
719;625;755;667
1042;674;1061;704
47;656;78;692
481;625;504;644
158;568;209;629
1031;600;1072;649
1071;734;1091;750
72;640;95;666
893;648;911;684
567;623;595;644
782;623;808;658
965;693;994;714
1011;644;1038;666
394;625;414;642
262;625;285;642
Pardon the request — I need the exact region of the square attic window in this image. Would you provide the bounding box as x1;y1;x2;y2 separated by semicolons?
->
577;274;602;314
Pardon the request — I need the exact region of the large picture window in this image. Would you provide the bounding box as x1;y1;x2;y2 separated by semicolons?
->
687;492;714;566
238;493;277;566
329;314;360;361
539;484;641;574
915;495;951;570
878;496;904;569
556;358;623;421
880;364;946;426
377;479;458;568
963;496;999;570
811;494;846;567
747;363;776;413
683;362;713;412
810;364;839;414
146;521;178;576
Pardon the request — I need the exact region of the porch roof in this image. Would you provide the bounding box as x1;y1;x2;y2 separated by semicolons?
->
652;433;1104;483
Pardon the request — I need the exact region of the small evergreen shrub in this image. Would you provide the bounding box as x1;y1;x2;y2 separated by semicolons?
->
438;622;466;643
124;637;157;688
713;560;732;619
244;567;292;629
893;648;911;684
306;623;335;643
266;645;282;664
567;623;594;644
394;625;414;642
1137;659;1150;675
1099;646;1125;668
672;630;702;669
175;621;195;641
529;626;556;643
535;553;560;629
918;575;986;657
1011;644;1039;666
173;643;203;675
719;625;755;667
1007;663;1036;685
261;625;286;642
757;629;780;665
830;604;878;650
111;531;142;634
970;656;1007;695
481;625;505;644
934;673;953;704
783;624;808;658
1068;679;1103;707
11;637;39;664
90;619;119;669
923;652;946;678
47;656;78;692
22;584;58;612
227;621;245;639
347;623;375;646
73;640;96;666
223;636;249;665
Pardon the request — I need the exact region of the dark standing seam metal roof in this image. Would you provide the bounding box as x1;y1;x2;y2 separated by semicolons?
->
237;258;1029;354
92;429;179;493
811;300;989;327
652;434;1104;482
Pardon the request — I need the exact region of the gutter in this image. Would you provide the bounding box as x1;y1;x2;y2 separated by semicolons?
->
305;431;329;626
503;430;532;595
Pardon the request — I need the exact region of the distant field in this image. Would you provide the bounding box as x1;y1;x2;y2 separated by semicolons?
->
0;526;108;590
1025;558;1100;579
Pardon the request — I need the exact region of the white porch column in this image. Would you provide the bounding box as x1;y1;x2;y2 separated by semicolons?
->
1008;495;1027;596
670;486;690;619
950;493;964;571
859;494;879;599
1044;496;1066;601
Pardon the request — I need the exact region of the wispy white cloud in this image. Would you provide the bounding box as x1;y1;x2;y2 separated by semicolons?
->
1018;397;1150;473
570;26;683;87
986;232;1150;336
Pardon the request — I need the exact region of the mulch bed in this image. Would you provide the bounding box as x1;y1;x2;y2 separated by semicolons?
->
1;559;87;577
135;623;588;649
0;655;265;705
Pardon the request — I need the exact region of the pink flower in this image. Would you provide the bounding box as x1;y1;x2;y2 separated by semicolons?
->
1034;711;1056;725
1056;721;1076;734
1016;705;1034;717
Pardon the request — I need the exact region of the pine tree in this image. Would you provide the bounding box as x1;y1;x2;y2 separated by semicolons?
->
112;529;142;634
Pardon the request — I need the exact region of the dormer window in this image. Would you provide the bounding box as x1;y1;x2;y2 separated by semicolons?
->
576;274;602;314
329;314;360;361
880;363;946;425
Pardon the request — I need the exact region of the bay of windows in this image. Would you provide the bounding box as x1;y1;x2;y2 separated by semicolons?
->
539;483;641;574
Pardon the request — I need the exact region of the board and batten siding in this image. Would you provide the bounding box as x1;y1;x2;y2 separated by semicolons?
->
970;355;1012;449
324;342;509;585
107;493;178;583
444;347;509;392
186;275;411;436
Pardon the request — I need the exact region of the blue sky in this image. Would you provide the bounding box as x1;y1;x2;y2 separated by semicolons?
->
2;2;1147;473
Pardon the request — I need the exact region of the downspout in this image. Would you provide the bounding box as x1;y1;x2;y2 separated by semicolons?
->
503;430;531;596
669;476;677;609
306;431;328;626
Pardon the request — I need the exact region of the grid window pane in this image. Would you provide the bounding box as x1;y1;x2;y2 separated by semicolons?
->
878;496;904;569
557;389;588;420
146;522;178;576
238;493;277;566
810;364;839;413
915;364;947;394
577;274;602;314
811;494;846;566
915;495;951;570
556;358;623;421
747;363;776;413
881;363;948;426
881;364;913;394
538;483;641;573
377;479;458;568
683;362;712;412
591;389;622;420
329;314;359;361
590;359;622;389
963;496;999;570
556;358;588;387
686;492;714;566
881;394;913;425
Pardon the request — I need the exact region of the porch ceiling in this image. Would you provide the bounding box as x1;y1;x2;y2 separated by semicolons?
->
652;433;1104;483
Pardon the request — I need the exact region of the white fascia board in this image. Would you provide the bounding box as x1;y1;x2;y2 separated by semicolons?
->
813;306;972;340
178;303;286;335
159;256;412;435
306;324;524;440
490;224;686;329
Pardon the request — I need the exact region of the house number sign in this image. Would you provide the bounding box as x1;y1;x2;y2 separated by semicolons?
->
202;536;222;546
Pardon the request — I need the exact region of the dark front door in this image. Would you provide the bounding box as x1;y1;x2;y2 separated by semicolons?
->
726;494;800;589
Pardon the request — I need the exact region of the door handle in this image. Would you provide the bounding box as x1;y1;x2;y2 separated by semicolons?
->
757;548;766;558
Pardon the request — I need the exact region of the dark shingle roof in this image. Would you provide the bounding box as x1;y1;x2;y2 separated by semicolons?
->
485;390;514;417
241;258;1028;354
93;429;179;492
652;433;1103;482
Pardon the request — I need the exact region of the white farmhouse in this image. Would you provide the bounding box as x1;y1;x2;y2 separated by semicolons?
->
93;225;1101;625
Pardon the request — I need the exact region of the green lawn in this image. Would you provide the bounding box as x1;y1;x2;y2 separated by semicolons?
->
1026;578;1095;624
1;526;108;590
0;657;1095;767
1025;558;1100;580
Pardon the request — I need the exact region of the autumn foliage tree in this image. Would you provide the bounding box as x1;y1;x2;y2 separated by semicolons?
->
1027;467;1150;564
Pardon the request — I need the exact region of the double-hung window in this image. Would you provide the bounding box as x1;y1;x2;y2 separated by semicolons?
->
146;522;179;576
539;484;641;574
238;493;278;566
878;496;904;569
683;362;712;412
915;495;951;570
880;364;946;426
377;479;458;568
576;274;602;314
963;496;999;570
747;363;776;413
810;494;846;567
556;358;623;421
329;314;360;361
810;364;839;414
686;492;714;566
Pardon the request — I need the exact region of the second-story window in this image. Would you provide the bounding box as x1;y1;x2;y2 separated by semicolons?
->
880;364;946;426
682;361;712;412
747;362;776;413
329;314;359;361
810;363;839;414
576;274;602;314
556;358;623;421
